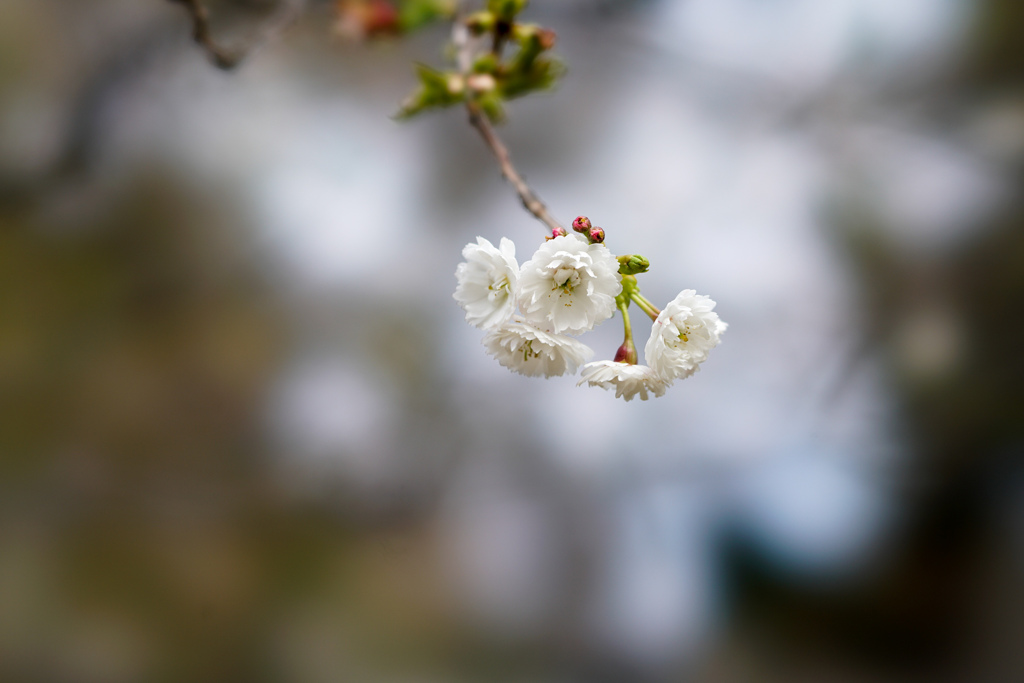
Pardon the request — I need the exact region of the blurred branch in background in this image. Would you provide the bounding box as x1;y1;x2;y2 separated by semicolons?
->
167;0;306;70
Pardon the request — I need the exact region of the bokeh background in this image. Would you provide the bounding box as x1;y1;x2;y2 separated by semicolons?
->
2;0;1023;681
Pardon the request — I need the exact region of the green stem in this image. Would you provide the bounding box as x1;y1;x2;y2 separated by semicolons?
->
619;299;633;342
615;299;638;364
631;292;661;321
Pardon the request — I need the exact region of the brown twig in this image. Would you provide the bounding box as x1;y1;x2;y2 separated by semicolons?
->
169;0;304;70
169;0;241;68
465;103;564;234
452;10;564;235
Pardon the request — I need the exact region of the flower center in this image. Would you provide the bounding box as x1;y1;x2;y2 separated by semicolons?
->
676;318;694;343
488;276;510;303
522;339;540;361
552;267;581;293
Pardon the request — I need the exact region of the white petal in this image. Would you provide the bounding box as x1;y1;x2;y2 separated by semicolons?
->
579;360;670;401
454;236;521;330
645;290;726;381
484;318;594;377
517;235;621;335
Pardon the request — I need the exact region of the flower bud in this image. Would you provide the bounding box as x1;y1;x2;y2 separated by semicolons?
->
467;73;497;94
537;28;557;51
617;254;650;275
446;74;466;96
547;226;568;240
588;226;605;244
465;11;496;35
614;339;638;365
572;216;592;233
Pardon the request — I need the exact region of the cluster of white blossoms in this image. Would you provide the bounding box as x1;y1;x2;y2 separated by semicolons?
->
454;218;727;401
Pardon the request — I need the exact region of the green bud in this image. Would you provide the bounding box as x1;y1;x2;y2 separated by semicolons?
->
617;254;650;276
465;11;496;35
508;25;556;73
512;24;556;48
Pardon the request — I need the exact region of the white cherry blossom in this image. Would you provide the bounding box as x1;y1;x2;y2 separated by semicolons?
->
483;317;594;377
454;236;520;329
645;289;727;380
517;235;621;335
578;361;670;401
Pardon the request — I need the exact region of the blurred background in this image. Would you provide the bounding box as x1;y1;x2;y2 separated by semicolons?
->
2;0;1023;681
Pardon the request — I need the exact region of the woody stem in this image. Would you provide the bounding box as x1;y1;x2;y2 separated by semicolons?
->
452;8;564;236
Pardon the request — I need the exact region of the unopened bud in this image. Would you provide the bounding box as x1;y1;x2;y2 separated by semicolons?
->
588;226;605;243
614;339;638;365
617;254;649;275
467;73;497;93
572;216;592;233
446;74;465;96
537;28;557;51
547;226;568;240
465;11;496;35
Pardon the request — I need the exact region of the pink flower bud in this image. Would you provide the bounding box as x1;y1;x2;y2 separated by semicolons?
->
572;216;592;233
614;339;638;364
547;226;568;240
588;226;605;243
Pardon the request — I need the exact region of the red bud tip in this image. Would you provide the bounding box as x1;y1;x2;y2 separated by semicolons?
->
572;216;592;233
614;340;638;364
548;226;568;240
588;226;605;243
537;29;557;51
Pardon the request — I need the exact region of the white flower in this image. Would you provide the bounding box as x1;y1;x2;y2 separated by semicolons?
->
483;317;594;377
517;235;621;335
578;361;669;401
454;236;520;329
645;289;727;380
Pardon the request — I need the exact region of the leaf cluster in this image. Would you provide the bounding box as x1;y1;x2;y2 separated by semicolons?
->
396;0;565;121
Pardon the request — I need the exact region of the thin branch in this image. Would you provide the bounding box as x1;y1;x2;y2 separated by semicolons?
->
452;11;564;235
169;0;304;70
465;104;564;234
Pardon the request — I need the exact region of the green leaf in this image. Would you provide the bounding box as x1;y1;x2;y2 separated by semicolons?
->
394;63;466;120
498;56;565;100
